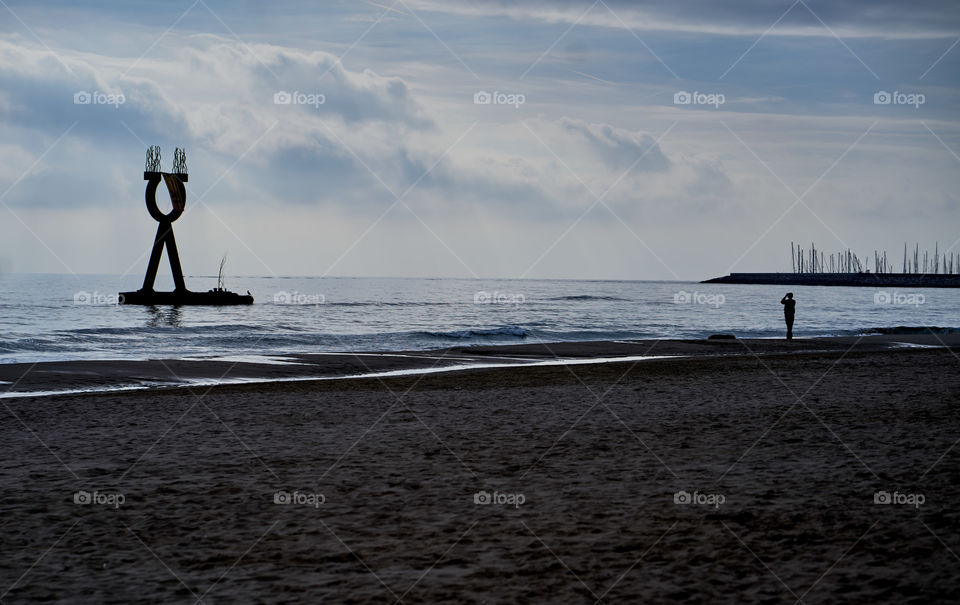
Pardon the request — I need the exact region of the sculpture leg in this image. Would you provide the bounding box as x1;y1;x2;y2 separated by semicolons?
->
163;228;187;292
142;222;168;291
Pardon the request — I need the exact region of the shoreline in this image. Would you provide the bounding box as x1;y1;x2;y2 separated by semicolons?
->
2;338;958;601
2;333;957;399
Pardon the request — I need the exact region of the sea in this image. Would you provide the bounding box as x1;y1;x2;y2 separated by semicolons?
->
0;273;958;365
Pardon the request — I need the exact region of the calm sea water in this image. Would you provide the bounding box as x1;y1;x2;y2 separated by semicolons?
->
0;273;958;364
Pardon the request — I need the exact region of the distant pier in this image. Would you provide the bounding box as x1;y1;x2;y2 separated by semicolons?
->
704;241;960;287
702;272;960;288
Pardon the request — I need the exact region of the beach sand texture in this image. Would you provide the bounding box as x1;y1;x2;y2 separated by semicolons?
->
2;341;959;602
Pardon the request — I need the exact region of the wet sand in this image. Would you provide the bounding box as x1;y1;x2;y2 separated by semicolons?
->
1;338;959;602
2;334;956;396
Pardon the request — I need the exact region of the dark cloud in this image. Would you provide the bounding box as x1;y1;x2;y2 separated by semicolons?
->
558;118;671;172
410;0;960;38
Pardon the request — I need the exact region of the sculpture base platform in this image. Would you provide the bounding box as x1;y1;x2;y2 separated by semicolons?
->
119;289;254;306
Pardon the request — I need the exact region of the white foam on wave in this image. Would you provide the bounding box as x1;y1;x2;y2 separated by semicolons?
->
889;341;942;349
160;354;683;388
0;384;151;399
182;355;308;365
0;354;678;398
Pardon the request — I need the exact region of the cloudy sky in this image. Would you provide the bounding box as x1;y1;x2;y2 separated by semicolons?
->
1;0;958;280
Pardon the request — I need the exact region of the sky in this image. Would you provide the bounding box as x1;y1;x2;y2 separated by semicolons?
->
0;0;958;280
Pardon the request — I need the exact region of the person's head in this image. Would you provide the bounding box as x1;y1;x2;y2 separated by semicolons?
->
786;292;793;299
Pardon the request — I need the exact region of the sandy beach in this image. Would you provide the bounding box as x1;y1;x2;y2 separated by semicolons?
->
2;337;959;602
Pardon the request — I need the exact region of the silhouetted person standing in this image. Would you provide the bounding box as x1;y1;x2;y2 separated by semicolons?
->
781;293;796;340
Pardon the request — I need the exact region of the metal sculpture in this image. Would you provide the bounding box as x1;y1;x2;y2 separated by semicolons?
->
141;147;188;292
120;146;253;305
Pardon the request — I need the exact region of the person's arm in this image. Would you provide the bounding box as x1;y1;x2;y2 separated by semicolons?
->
781;296;788;304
